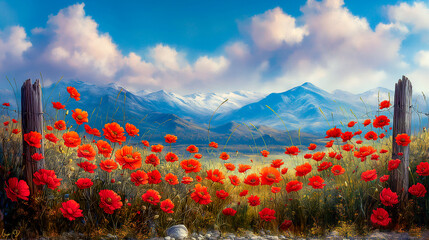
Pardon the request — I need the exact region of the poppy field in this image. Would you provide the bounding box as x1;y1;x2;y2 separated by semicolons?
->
0;86;429;239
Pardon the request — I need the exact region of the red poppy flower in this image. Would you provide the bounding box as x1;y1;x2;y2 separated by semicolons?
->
99;189;122;214
379;100;391;109
46;125;53;131
363;119;371;126
164;173;179;185
60;200;83;221
72;109;88;125
45;133;59;143
317;161;333;172
247;195;260;206
63;131;81;148
398;152;403;156
238;164;251;173
295;163;312;177
191;184;212;205
67;86;80;101
2;102;10;106
408;183;426;197
209;141;218;148
31;153;44;161
325;127;342;138
77;144;96;161
219;152;229;160
130;170;148;186
370;208;391;227
145;154;160;167
75;178;93;189
96;140;113;158
341;131;354;142
371;154;379;161
356;140;363;144
348;121;357;127
355;130;362;135
271;159;284;168
260;167;281;185
380;149;388;154
286;180;303;193
160;199;175;213
308;143;317;150
100;159;118;173
3;121;9;126
280;219;293;231
307;176;325;189
196;176;202;182
285;146;300;155
304;153;312;159
206;169;226;184
354;146;377;159
77;161;97;173
395;133;411;146
239;190;249;197
380;175;389;182
181;176;193;184
281;167;288;174
165;152;179;162
180;159;202;173
12;129;21;134
335;154;343;160
186;145;199;153
84;125;101;137
244;173;260;186
33;169;62;189
224;163;236;171
115;146;142;170
259;208;276;222
325;140;334;148
142;140;149;147
261;150;270;157
142;189;161;205
125;123;139;137
151;144;164;153
271;186;281;193
312;152;325;161
103;122;126;145
380;188;399;207
416;162;429;176
331;165;345;176
147;170;162;184
164;134;177;143
4;177;30;201
373;115;390;129
54;120;66;131
328;152;337;158
341;144;353;152
361;169;377;182
229;175;240;186
364;131;378;141
24;131;42;148
388;159;401;171
216;190;229;200
379;133;385;139
194;153;202;159
222;208;237;216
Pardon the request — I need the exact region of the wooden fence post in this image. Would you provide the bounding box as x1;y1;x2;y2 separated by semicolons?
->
389;76;412;228
21;79;45;195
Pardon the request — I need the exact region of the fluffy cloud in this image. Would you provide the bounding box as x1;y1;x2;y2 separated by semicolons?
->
250;7;309;50
388;2;429;31
0;26;32;70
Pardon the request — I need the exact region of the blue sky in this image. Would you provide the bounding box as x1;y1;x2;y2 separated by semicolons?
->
0;0;428;94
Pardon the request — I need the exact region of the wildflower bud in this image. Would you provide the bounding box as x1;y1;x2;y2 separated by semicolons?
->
142;206;147;210
154;215;159;219
70;167;75;171
69;159;73;163
167;217;172;221
118;181;121;184
111;179;115;183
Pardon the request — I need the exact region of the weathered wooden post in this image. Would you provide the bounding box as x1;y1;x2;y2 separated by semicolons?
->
21;79;45;195
389;76;412;228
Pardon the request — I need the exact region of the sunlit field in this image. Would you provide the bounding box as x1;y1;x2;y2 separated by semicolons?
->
0;86;428;239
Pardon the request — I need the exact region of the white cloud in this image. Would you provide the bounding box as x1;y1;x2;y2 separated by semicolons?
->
388;2;429;31
0;26;32;69
250;7;308;50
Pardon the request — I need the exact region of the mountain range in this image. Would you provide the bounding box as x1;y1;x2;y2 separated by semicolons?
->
1;79;428;152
